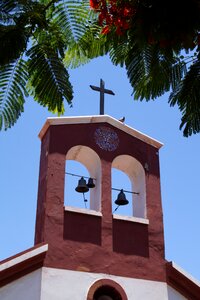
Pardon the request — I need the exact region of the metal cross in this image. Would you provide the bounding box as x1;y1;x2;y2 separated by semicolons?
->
90;79;115;115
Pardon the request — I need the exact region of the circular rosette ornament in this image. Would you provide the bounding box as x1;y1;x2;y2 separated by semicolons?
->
94;126;119;151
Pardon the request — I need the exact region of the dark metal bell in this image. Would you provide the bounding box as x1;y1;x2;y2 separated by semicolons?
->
87;177;95;188
75;177;89;193
115;189;129;206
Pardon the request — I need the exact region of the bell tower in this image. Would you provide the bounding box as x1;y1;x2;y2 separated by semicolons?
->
35;114;166;298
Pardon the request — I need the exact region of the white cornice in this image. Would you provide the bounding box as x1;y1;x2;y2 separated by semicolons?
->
38;115;163;149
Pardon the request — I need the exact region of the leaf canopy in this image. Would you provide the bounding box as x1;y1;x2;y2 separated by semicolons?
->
1;0;200;136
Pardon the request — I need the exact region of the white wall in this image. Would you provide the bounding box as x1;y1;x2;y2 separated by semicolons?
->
40;267;187;300
0;267;188;300
0;269;42;300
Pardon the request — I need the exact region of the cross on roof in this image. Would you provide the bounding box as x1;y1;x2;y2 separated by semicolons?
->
90;79;115;115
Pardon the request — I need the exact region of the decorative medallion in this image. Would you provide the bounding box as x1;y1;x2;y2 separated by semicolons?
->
94;126;119;151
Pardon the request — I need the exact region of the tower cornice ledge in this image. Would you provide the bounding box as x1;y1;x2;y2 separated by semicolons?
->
39;115;163;149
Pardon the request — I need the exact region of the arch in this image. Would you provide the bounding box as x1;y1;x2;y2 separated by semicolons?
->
112;155;146;218
87;279;128;300
112;168;132;216
66;145;101;211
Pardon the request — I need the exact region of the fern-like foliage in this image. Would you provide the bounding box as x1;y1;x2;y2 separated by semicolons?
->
27;44;73;113
109;40;128;67
0;0;200;137
0;58;28;130
169;57;200;137
64;25;109;68
0;0;27;65
125;43;186;101
0;24;29;66
54;0;91;41
53;0;109;68
0;0;108;130
0;0;15;25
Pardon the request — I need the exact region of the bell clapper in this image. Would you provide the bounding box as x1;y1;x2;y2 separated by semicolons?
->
113;205;120;213
83;193;88;208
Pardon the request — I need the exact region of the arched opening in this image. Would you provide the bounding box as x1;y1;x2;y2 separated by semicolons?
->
112;169;132;216
112;155;146;218
87;279;128;300
65;145;101;211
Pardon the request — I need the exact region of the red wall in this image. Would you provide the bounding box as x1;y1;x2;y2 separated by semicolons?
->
35;122;166;282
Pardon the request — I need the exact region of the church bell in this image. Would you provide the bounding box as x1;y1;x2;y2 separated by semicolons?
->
75;177;89;193
87;177;95;188
115;189;129;206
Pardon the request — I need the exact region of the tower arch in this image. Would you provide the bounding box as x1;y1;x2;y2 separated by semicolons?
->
111;168;132;216
112;154;146;218
66;145;101;211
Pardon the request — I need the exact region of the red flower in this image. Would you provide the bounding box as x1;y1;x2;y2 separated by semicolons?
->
122;21;129;30
99;12;106;25
123;7;131;16
90;0;99;9
101;25;110;34
114;17;123;26
106;14;112;25
116;26;123;35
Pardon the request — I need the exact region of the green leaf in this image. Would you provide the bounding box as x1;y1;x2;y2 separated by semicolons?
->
109;40;128;67
52;0;109;68
27;44;73;113
125;43;185;100
169;57;200;136
0;58;28;130
0;24;29;65
53;0;91;42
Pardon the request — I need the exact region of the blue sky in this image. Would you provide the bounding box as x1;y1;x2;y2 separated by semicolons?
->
1;56;200;281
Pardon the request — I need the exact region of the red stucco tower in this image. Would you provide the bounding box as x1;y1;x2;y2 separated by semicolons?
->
35;115;166;281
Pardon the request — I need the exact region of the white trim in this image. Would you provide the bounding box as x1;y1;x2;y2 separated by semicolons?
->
64;206;102;217
113;214;149;224
0;244;48;272
38;115;163;149
41;267;169;300
171;261;200;287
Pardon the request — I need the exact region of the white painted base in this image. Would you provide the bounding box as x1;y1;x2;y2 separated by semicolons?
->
0;267;187;300
40;267;187;300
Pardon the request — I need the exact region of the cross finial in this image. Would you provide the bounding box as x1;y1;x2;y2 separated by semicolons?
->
90;79;115;115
